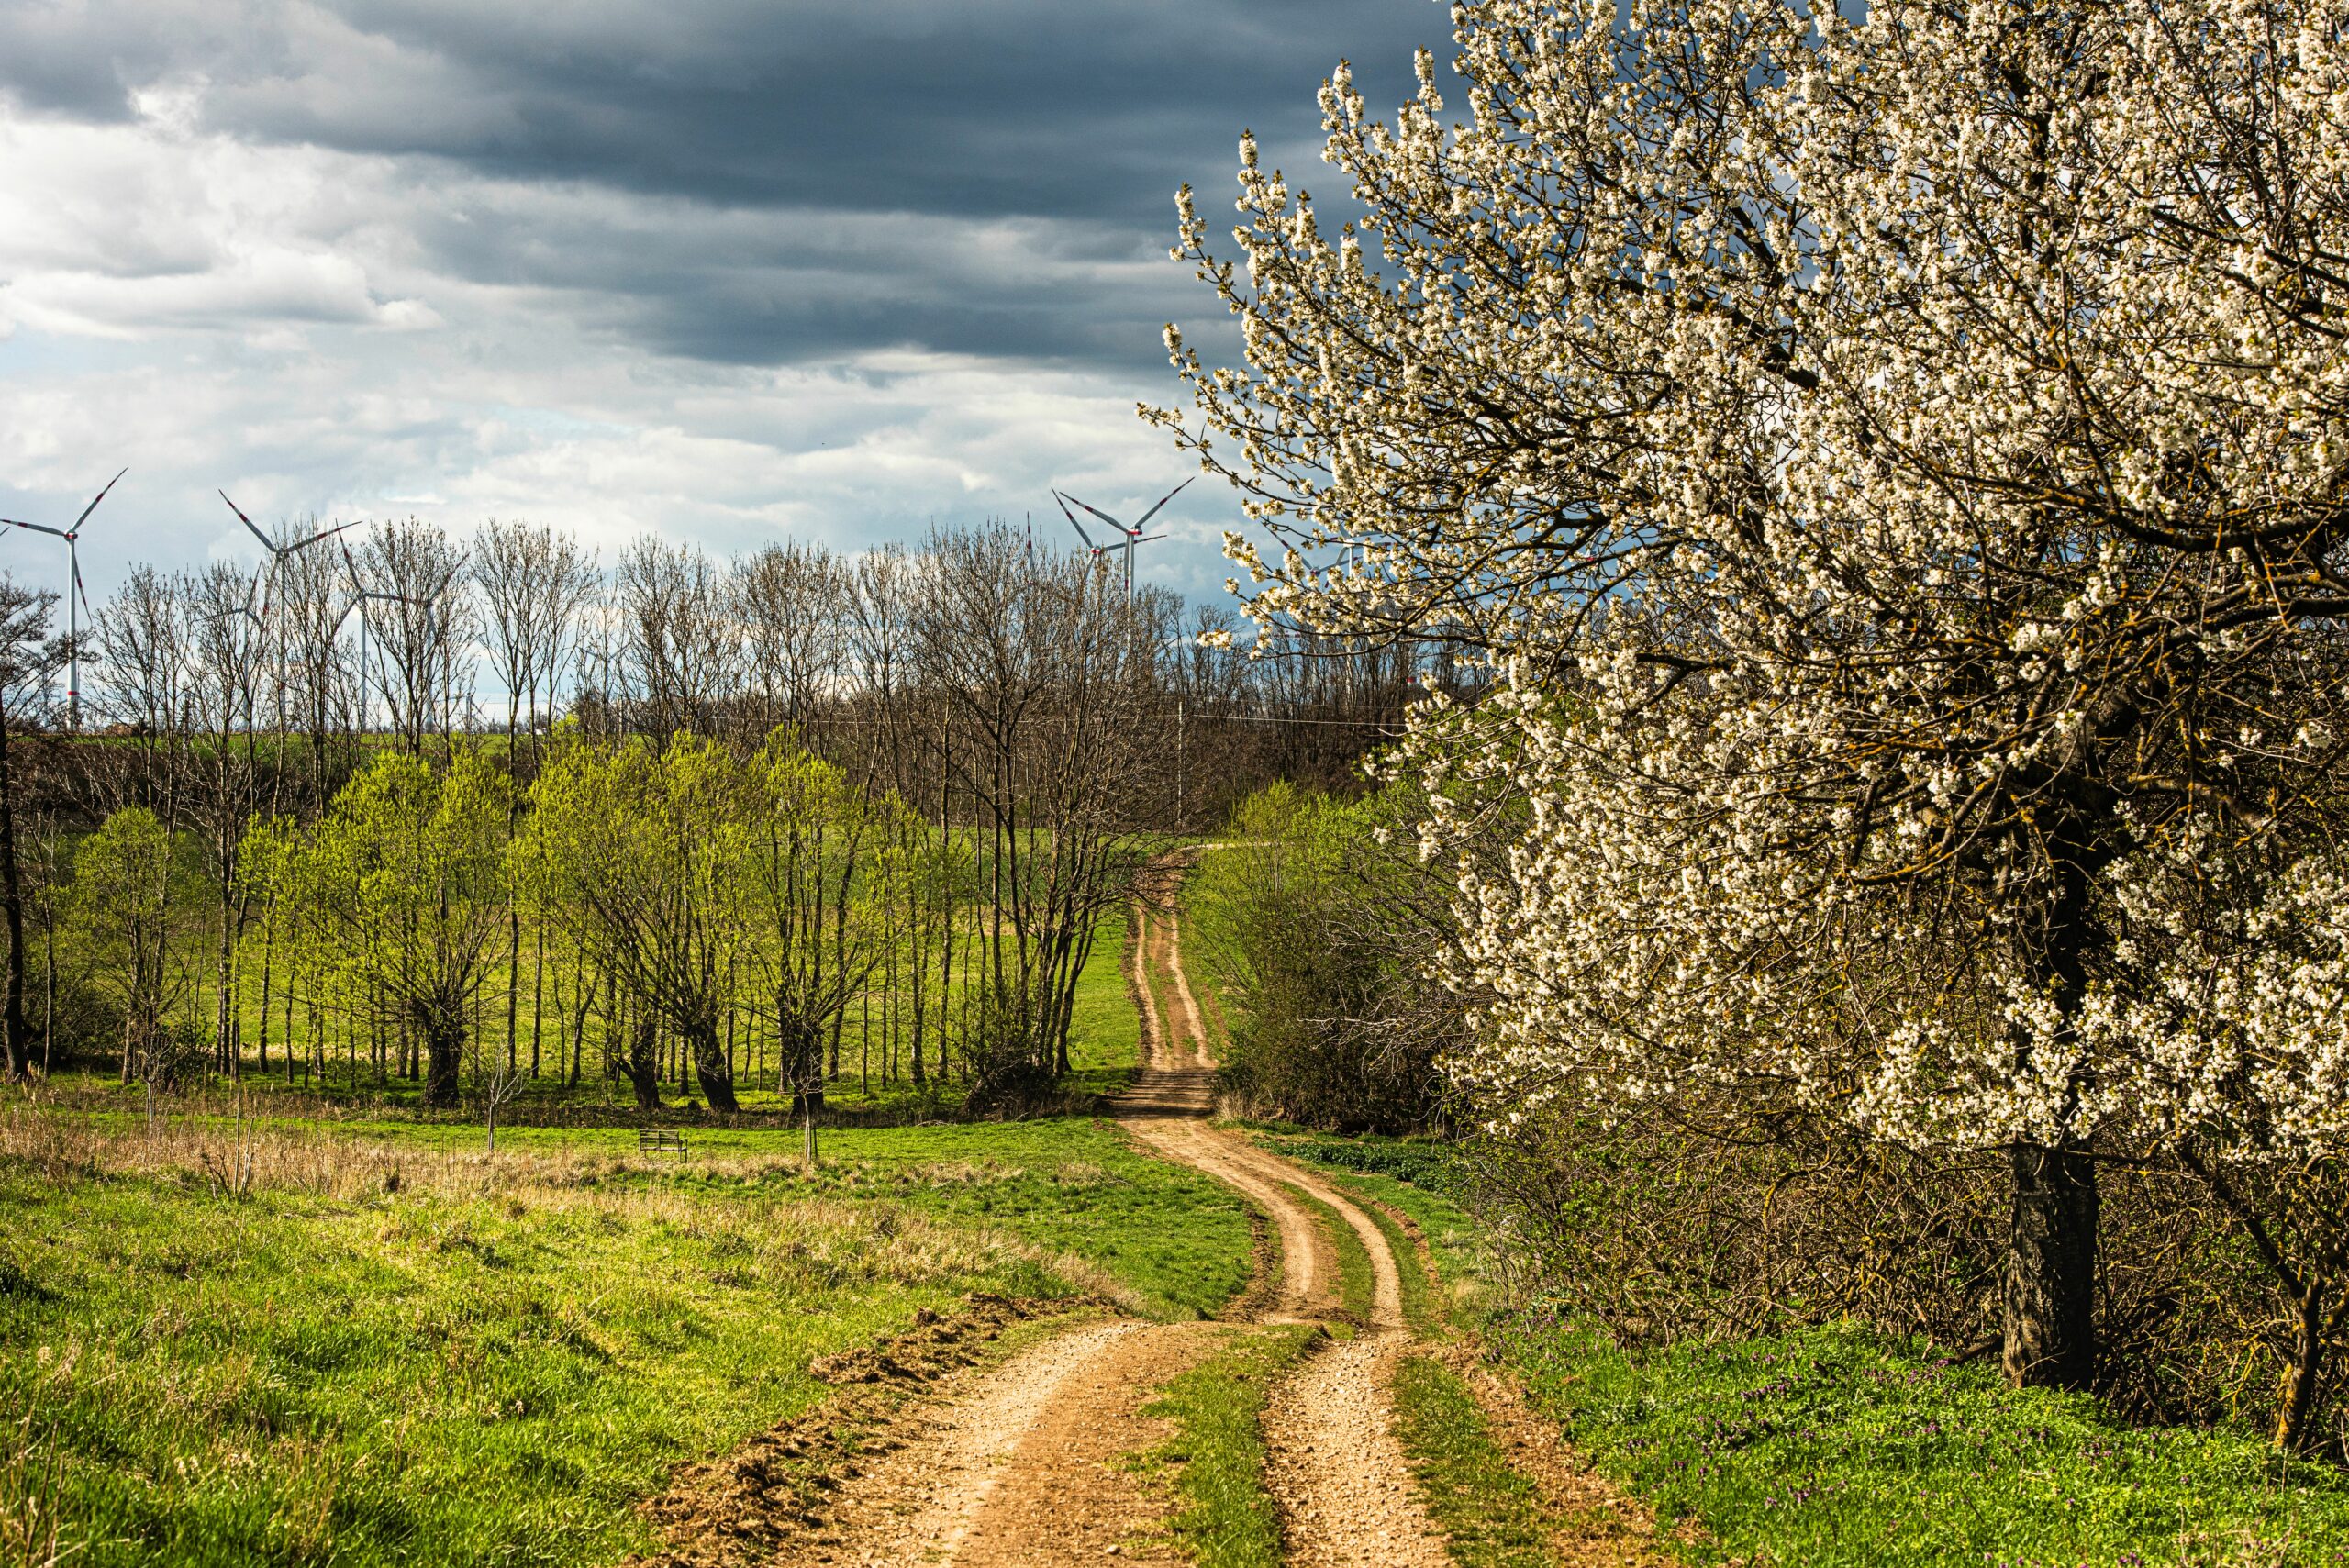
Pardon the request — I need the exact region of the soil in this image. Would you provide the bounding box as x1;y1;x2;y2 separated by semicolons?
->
634;853;1654;1566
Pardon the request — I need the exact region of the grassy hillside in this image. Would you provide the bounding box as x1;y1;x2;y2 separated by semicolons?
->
0;1094;1242;1568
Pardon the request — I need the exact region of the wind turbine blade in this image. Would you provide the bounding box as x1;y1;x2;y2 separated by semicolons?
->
1049;491;1099;549
288;519;360;552
0;518;68;539
1131;476;1194;529
1131;533;1167;545
219;490;277;554
72;561;92;622
72;468;128;532
1062;494;1130;534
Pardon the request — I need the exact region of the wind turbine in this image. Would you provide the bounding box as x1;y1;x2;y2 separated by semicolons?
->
1051;494;1121;588
219;493;360;776
336;541;426;740
217;493;358;616
1052;477;1192;605
0;468;127;729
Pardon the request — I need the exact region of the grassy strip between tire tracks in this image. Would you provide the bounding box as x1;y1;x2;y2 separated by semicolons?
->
1281;1183;1375;1329
1391;1353;1564;1568
1313;1173;1439;1335
1252;1131;1483;1316
1298;1155;1576;1565
1139;1324;1321;1568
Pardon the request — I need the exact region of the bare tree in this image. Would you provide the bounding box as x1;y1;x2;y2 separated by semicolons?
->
616;537;739;738
93;566;195;817
473;519;598;1080
353;520;473;755
735;542;843;740
188;562;271;1073
474;519;596;769
908;526;1164;1098
275;536;354;805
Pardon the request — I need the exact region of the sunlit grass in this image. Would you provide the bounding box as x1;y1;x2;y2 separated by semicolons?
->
1139;1324;1319;1568
1515;1323;2349;1567
0;1082;1248;1567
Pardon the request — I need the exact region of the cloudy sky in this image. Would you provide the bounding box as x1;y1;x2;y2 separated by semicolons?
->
0;0;1455;606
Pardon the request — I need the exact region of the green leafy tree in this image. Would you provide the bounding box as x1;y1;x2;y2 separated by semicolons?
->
282;751;512;1107
1191;782;1449;1132
515;731;752;1113
742;735;895;1116
68;806;185;1084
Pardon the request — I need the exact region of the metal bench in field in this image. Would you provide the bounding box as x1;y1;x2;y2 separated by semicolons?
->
637;1129;690;1157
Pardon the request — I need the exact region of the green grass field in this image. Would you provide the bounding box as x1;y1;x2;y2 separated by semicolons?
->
1242;1121;2349;1568
0;1070;1243;1567
1516;1323;2349;1567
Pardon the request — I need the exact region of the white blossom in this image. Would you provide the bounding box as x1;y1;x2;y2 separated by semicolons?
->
1160;0;2349;1161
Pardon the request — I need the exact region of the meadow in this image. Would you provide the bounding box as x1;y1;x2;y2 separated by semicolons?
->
0;902;1261;1568
1256;1125;2349;1568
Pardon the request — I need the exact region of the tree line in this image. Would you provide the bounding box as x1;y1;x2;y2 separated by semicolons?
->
0;519;1438;1113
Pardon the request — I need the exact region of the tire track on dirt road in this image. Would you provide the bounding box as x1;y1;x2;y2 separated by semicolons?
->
1127;862;1451;1568
758;855;1451;1566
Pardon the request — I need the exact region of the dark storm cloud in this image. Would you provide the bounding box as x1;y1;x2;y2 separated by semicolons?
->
403;185;1202;368
232;1;1445;221
0;1;1452;370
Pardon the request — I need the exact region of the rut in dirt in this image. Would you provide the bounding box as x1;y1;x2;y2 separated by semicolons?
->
734;854;1462;1566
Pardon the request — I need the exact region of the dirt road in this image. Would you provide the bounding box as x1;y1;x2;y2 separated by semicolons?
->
754;862;1451;1565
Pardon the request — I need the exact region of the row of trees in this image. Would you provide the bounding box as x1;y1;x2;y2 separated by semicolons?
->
0;521;1440;1107
1164;0;2349;1443
85;521;1415;812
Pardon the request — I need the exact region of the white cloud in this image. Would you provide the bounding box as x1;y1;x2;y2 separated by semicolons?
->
0;22;1252;606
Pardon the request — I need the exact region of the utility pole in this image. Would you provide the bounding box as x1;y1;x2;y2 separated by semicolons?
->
1176;697;1186;828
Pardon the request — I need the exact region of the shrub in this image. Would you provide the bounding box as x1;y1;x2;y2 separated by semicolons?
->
1189;782;1450;1133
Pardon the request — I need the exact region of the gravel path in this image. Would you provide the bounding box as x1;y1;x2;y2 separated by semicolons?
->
755;856;1466;1566
1130;867;1451;1566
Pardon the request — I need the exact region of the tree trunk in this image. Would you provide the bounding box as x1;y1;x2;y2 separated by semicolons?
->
1998;807;2110;1394
0;723;28;1078
422;1018;464;1108
2003;1140;2099;1389
689;1020;739;1113
625;1017;662;1110
2273;1280;2331;1451
215;895;239;1077
778;1013;825;1114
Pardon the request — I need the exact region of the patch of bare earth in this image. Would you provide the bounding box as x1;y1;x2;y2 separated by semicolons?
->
629;1295;1095;1568
774;1318;1223;1567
